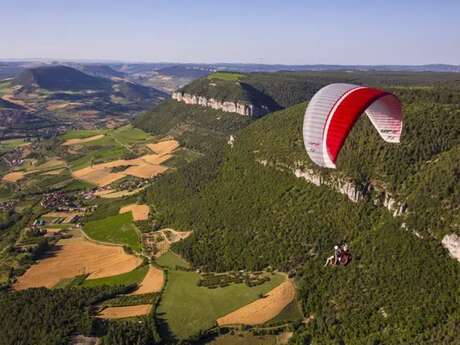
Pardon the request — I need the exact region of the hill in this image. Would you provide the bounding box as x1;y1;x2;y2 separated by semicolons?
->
0;65;168;138
14;65;112;91
177;72;281;113
134;99;252;153
136;70;460;151
114;80;165;100
144;79;460;343
79;63;126;78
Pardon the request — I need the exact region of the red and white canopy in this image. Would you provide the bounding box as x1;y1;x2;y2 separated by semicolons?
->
303;83;402;168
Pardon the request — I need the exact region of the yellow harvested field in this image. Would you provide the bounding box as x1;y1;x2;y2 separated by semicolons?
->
73;168;125;187
147;140;179;155
120;204;150;221
90;171;125;187
130;265;164;295
46;102;81;111
63;134;105;145
2;171;25;182
71;139;178;186
124;164;168;179
99;305;152;319
72;155;170;186
217;280;296;326
98;188;145;199
139;153;172;165
13;237;143;290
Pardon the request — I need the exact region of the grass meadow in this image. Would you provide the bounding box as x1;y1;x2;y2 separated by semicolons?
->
156;257;285;340
82;265;148;288
83;212;141;252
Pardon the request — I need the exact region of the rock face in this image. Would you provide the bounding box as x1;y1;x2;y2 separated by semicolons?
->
442;234;460;262
257;159;406;215
172;92;268;117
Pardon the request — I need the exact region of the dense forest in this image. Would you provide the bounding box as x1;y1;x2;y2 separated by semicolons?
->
142;75;460;344
174;70;460;110
0;286;160;345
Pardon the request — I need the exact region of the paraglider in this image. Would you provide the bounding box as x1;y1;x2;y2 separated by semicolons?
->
303;83;403;168
324;244;352;267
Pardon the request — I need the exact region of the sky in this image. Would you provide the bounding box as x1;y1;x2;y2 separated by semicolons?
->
2;0;460;65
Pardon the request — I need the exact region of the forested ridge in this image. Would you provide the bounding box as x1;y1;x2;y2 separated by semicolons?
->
174;70;460;109
143;75;460;344
134;100;253;153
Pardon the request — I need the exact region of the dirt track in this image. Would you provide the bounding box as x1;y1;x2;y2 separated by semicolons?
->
143;228;192;257
13;237;142;290
124;164;168;179
217;280;296;326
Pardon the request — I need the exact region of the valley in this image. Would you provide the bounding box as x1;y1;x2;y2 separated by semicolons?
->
0;68;459;345
0;65;167;139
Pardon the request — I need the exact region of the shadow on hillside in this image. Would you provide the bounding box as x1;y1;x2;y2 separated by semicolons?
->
34;245;63;260
155;311;179;345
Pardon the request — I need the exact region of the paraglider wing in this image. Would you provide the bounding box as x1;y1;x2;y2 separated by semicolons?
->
303;83;402;168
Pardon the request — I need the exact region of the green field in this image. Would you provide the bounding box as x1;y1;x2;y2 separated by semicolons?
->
0;138;29;154
157;269;285;340
68;146;129;170
0;80;11;96
207;72;243;81
110;124;153;145
64;125;156;170
82;265;148;288
60;129;108;140
156;251;190;269
83;212;141;252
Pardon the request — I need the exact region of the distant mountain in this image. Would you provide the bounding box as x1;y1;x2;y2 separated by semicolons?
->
13;65;112;91
79;64;126;78
2;61;460;82
156;65;213;79
113;62;460;74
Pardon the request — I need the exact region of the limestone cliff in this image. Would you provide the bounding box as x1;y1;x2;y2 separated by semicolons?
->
172;91;269;117
442;234;460;262
255;158;406;216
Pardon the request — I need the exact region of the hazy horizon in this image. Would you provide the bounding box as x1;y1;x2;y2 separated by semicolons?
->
3;0;460;65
